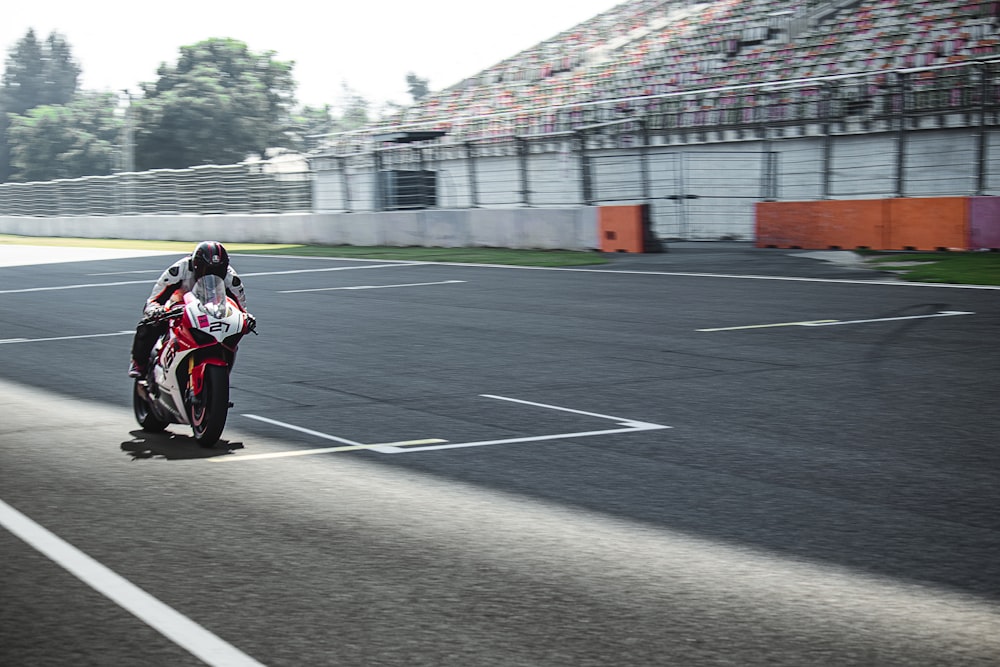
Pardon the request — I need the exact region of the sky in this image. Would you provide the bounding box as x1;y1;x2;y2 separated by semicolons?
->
3;0;623;111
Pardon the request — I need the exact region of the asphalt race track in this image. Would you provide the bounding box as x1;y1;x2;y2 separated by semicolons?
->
2;243;999;666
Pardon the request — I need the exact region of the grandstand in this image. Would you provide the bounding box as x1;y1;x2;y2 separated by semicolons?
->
314;0;1000;149
4;0;1000;247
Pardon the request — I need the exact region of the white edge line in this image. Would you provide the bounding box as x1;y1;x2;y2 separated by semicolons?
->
242;414;363;446
800;310;975;326
280;280;465;293
0;498;265;667
366;260;1000;289
0;331;134;344
0;263;418;294
699;310;976;332
4;258;1000;293
241;263;419;277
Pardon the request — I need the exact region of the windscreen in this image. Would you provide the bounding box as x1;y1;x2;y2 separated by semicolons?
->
192;274;230;319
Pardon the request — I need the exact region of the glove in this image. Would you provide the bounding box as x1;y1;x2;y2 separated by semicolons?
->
144;304;166;321
244;313;257;334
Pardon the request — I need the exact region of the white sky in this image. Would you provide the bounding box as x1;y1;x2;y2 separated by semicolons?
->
3;0;623;111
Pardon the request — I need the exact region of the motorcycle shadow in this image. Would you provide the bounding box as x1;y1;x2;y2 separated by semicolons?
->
120;430;245;461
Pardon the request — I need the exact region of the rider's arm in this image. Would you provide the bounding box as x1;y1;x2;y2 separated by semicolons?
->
225;268;248;311
144;259;186;316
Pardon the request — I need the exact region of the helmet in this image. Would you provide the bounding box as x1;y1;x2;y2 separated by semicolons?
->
191;241;229;279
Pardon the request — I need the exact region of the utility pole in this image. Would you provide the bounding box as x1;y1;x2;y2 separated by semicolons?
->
121;89;135;173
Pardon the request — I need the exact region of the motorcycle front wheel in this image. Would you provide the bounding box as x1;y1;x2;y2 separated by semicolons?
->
133;380;169;432
189;365;229;447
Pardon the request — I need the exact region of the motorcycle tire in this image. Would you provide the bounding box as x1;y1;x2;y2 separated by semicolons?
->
189;364;229;447
133;380;169;432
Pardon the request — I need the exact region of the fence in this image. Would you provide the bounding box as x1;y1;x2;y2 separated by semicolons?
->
0;162;312;217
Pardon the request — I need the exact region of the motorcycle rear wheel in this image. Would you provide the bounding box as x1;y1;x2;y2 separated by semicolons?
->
133;380;169;432
189;365;229;447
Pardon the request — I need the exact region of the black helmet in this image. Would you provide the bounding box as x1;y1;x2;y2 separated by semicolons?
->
191;241;229;279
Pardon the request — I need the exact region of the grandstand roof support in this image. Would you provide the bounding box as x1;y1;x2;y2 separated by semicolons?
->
373;130;447;144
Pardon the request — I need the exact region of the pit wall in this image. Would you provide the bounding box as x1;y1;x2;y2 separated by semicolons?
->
756;197;1000;251
0;208;600;251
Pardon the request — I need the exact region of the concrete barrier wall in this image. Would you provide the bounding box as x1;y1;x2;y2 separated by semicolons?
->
0;207;601;251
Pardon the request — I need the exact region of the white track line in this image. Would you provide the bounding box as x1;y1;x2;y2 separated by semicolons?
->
0;263;418;294
0;498;265;667
3;258;1000;293
699;310;975;332
800;310;975;326
0;331;134;344
236;395;670;457
281;280;465;293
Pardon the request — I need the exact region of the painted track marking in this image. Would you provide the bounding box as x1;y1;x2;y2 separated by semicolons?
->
0;330;133;344
229;395;670;459
0;263;418;294
210;432;447;462
800;310;975;326
280;280;465;293
0;498;265;666
698;310;974;332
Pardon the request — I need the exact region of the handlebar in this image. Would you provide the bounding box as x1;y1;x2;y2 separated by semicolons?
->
144;306;185;323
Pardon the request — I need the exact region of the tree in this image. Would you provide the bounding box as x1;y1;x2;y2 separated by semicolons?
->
286;104;336;152
134;38;296;170
0;29;80;181
406;72;430;103
7;92;120;181
334;81;369;132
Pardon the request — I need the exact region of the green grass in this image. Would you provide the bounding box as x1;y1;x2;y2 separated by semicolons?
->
861;251;1000;285
234;244;610;266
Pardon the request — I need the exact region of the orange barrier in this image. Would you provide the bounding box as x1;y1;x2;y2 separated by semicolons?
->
756;201;827;249
598;205;654;253
756;197;970;250
756;200;887;249
886;197;969;250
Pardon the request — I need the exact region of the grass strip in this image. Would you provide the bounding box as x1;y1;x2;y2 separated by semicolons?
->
862;251;1000;285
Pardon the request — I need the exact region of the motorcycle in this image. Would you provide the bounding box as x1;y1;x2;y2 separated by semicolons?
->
132;274;256;446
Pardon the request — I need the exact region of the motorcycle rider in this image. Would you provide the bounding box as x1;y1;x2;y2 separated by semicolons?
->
128;240;252;378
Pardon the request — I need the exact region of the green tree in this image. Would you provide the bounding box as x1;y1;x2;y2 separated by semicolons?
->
334;81;369;132
0;29;80;181
286;104;336;152
134;38;296;170
405;72;430;103
7;92;120;181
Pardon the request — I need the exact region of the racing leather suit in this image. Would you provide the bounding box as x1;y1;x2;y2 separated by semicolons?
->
130;256;248;370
